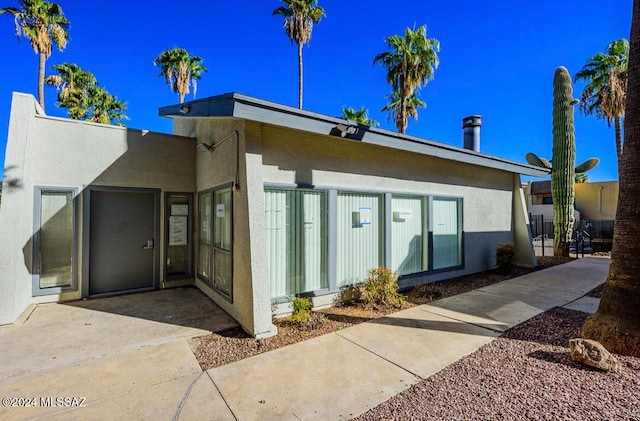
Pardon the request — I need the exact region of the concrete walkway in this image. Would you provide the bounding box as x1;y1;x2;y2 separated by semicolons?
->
0;258;609;420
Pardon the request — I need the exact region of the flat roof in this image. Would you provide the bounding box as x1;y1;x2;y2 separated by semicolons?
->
159;92;548;177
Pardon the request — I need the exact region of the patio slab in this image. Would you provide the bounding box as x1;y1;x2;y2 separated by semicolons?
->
423;289;549;332
208;332;419;421
0;287;237;379
0;339;231;421
562;296;601;314
337;306;500;379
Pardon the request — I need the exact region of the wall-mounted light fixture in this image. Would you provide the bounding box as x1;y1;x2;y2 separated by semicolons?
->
194;131;241;190
179;105;191;114
197;142;213;153
334;122;359;137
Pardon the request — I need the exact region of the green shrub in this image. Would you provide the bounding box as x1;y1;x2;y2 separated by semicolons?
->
356;267;405;310
289;296;313;323
496;243;518;273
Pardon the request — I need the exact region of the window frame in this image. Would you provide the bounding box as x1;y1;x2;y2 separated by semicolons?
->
197;183;234;302
264;187;329;300
390;194;429;276
335;190;385;288
32;186;78;296
429;196;464;272
164;192;193;280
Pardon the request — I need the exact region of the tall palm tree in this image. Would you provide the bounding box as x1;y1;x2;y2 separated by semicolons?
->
381;89;425;133
373;25;439;134
574;39;629;162
1;0;69;110
153;48;207;103
85;86;127;126
340;106;379;127
582;0;640;357
45;63;127;125
273;0;325;109
45;62;97;118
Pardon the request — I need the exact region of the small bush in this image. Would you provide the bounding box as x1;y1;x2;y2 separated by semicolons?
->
496;243;518;273
355;267;405;310
289;296;313;323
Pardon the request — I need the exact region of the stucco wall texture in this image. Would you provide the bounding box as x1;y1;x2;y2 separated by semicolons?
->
0;93;535;340
0;93;195;325
257;124;523;282
575;181;618;220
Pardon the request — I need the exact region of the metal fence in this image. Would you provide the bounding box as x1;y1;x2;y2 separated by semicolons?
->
529;214;614;256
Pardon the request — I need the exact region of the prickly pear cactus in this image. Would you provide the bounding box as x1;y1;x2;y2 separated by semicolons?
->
525;66;599;257
551;66;577;257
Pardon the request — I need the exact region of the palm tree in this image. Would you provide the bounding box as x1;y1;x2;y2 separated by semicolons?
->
153;48;207;103
381;90;425;133
84;86;127;126
581;0;640;357
574;39;629;162
373;25;439;134
340;106;379;127
1;0;70;110
45;63;127;125
45;62;97;118
273;0;325;109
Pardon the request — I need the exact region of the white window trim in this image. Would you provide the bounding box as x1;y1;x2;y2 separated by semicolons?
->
32;186;78;296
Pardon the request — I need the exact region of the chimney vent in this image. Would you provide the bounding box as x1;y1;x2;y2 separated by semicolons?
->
462;115;482;152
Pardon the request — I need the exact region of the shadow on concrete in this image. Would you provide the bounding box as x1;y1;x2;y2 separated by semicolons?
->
63;286;237;333
369;313;504;336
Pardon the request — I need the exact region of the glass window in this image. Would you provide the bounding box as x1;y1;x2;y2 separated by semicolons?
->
197;187;233;300
197;192;212;283
213;188;232;297
336;192;383;286
391;195;428;275
264;189;327;298
34;188;76;294
166;194;192;278
432;198;462;270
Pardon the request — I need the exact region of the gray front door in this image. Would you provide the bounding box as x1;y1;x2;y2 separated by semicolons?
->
88;189;158;295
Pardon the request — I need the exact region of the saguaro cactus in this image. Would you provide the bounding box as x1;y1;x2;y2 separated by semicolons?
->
551;66;578;256
526;66;599;257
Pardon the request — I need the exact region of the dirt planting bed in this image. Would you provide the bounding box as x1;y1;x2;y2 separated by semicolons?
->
190;256;574;370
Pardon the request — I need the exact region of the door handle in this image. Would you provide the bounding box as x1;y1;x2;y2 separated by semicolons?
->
143;238;154;250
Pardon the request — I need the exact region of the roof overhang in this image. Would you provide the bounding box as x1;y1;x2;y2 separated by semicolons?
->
159;92;549;177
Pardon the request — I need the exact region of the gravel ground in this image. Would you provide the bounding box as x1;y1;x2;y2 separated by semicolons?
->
354;307;640;421
190;256;576;370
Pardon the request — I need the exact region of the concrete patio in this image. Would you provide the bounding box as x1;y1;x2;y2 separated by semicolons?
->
0;258;609;420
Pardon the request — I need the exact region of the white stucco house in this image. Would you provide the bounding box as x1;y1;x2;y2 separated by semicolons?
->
0;92;547;338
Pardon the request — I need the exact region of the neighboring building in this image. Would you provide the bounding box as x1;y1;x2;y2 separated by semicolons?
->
526;180;555;222
575;181;618;220
526;180;618;222
0;92;547;338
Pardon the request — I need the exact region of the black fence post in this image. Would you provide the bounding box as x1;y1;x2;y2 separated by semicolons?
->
541;215;545;257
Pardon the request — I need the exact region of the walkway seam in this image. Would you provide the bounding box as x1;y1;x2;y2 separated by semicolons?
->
334;331;425;380
206;370;238;421
417;304;509;334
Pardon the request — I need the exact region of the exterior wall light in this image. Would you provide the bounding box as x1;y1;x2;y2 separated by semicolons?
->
334;122;359;137
197;143;213;153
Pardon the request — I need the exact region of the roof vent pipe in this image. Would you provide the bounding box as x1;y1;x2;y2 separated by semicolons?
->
462;115;482;152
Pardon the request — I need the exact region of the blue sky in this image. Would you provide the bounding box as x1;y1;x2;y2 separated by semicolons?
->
0;0;631;182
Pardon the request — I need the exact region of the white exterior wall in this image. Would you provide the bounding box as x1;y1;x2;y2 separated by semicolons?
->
174;118;276;338
258;125;520;287
0;93;195;325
